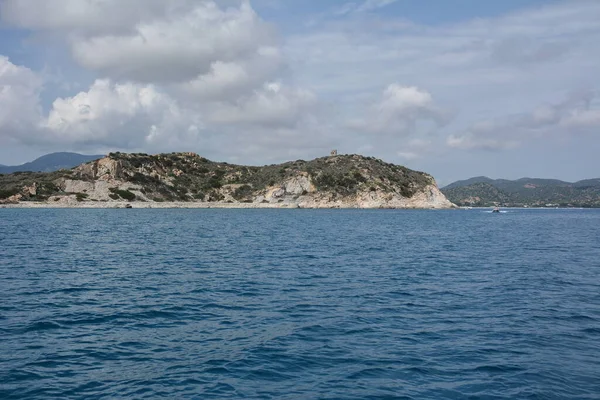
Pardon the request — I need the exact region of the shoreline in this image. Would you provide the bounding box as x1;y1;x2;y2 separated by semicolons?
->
1;202;595;210
0;201;453;209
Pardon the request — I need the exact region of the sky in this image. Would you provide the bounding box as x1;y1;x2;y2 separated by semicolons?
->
0;0;599;185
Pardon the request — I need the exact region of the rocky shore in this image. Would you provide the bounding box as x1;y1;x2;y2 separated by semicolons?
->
1;196;453;209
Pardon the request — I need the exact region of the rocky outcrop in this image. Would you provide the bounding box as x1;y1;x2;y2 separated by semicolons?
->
245;175;452;209
62;179;145;201
74;157;122;180
0;193;22;204
253;183;452;209
25;183;37;196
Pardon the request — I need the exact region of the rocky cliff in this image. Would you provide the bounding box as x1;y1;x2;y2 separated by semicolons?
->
0;152;454;209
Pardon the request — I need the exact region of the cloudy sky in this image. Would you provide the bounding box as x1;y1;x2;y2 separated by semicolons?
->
0;0;599;185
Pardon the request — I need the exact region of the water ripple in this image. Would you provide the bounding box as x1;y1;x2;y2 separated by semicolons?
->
1;209;600;399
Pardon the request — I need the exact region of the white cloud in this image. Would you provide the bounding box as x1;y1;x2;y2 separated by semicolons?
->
207;81;318;128
354;0;398;14
0;0;235;38
0;1;320;157
178;46;283;101
334;0;398;16
348;84;448;136
397;151;418;160
446;134;519;151
0;0;183;34
561;109;600;128
490;37;570;66
182;61;251;102
447;90;600;150
41;79;202;149
0;60;203;151
0;55;323;160
2;1;279;85
68;2;276;83
0;56;43;138
0;55;323;159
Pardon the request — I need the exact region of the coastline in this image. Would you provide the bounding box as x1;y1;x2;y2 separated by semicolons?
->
0;201;452;209
2;202;593;210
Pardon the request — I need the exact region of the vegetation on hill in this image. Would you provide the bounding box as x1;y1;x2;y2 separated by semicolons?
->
442;177;600;207
0;171;71;201
1;152;438;205
103;152;432;202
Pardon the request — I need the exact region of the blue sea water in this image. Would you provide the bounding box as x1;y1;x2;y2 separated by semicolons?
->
1;208;599;399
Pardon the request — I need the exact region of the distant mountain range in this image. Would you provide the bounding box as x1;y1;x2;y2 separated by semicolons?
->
0;153;104;174
442;177;600;207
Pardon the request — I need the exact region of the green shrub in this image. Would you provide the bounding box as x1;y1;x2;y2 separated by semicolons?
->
38;182;59;195
75;193;88;202
353;171;367;183
109;188;136;201
232;184;253;200
0;188;20;199
206;176;222;189
400;186;414;198
130;173;161;185
117;190;136;201
207;190;224;202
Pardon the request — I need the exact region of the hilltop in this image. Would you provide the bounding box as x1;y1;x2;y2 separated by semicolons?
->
0;152;104;174
0;152;454;209
442;177;600;208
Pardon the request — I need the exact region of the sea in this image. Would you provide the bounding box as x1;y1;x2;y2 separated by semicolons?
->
1;208;599;399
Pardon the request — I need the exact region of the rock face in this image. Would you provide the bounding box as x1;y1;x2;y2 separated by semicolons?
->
75;157;122;180
1;152;456;209
258;182;452;209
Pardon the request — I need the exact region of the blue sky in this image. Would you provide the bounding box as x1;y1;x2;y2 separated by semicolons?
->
0;0;598;185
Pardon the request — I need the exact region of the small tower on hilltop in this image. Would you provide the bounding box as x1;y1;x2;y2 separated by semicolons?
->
330;149;338;156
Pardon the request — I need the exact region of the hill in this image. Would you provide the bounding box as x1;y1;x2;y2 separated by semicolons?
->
442;177;600;207
442;176;496;189
0;152;454;209
0;152;104;174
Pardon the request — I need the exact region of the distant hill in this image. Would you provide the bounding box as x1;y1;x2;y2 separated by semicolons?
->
0;152;104;174
442;176;496;189
442;177;600;207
